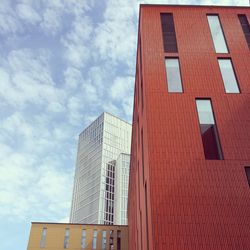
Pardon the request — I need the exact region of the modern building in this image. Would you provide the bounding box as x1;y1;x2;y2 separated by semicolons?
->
27;222;128;250
70;112;131;225
128;4;250;250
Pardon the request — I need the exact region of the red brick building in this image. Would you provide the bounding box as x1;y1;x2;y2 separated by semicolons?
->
128;5;250;250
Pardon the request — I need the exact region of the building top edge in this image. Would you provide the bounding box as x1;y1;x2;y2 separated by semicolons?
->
140;4;250;9
78;111;131;137
103;112;132;126
31;222;128;227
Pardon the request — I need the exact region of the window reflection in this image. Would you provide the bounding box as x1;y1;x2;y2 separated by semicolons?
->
196;99;223;160
207;15;228;53
218;59;240;93
165;58;183;93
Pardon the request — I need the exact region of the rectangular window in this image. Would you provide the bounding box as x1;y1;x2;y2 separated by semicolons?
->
64;228;70;249
117;230;121;250
92;230;97;249
196;99;223;160
160;13;178;52
245;167;250;187
218;59;240;93
81;229;86;249
238;15;250;49
40;227;47;248
109;230;114;249
207;15;228;53
165;58;183;93
101;231;106;250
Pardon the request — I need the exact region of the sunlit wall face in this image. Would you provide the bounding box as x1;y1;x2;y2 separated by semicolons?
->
114;153;130;225
100;113;131;224
70;112;131;224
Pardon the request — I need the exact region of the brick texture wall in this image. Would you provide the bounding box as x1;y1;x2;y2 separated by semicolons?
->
128;5;250;250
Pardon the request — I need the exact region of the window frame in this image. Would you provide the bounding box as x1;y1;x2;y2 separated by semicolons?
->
217;58;241;94
207;14;229;53
195;98;224;160
238;14;250;49
245;167;250;187
165;57;184;93
160;13;178;53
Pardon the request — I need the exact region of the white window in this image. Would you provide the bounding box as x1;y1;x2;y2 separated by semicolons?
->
207;15;228;53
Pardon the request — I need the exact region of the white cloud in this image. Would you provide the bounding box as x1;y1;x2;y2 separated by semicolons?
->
94;0;137;68
16;3;41;25
61;16;93;68
0;149;73;220
64;67;83;89
0;0;22;34
41;7;62;35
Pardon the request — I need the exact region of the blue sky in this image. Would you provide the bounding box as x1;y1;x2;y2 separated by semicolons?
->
0;0;248;249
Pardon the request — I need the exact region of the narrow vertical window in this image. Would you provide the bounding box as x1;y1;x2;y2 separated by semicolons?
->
218;59;240;93
40;227;47;248
81;229;86;249
245;167;250;187
101;231;106;250
196;99;223;160
145;183;149;250
109;230;114;249
117;230;121;250
207;15;228;53
92;230;97;249
64;228;70;249
165;58;183;93
160;13;178;52
238;15;250;49
141;129;145;180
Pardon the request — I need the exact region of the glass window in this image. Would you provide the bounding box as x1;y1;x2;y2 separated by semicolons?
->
117;230;121;250
238;15;250;49
245;167;250;187
160;13;178;52
92;230;97;249
101;230;107;250
218;59;240;93
81;229;86;249
196;99;223;160
207;15;228;53
64;228;70;249
40;227;47;248
109;230;114;249
165;58;183;93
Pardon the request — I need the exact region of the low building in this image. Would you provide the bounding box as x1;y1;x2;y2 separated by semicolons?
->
27;222;128;250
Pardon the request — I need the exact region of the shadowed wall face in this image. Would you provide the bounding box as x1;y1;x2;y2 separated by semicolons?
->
128;5;250;250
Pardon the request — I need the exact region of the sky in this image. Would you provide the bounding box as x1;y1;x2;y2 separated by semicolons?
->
0;0;248;249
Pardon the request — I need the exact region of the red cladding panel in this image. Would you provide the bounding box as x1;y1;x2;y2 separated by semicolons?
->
128;5;250;250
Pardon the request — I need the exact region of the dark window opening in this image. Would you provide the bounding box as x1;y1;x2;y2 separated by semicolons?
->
141;129;145;181
160;13;178;52
145;183;149;250
196;99;223;160
245;167;250;187
238;15;250;49
117;230;121;250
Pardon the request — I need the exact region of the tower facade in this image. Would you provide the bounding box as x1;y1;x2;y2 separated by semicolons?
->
70;112;131;225
128;5;250;250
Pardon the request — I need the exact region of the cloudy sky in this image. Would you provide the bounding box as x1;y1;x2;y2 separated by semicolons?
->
0;0;248;249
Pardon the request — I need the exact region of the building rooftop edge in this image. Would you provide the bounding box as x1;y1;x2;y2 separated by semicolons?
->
103;111;132;126
79;111;132;136
140;4;250;8
31;222;128;227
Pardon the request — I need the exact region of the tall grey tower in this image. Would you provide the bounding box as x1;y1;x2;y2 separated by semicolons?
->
70;112;131;225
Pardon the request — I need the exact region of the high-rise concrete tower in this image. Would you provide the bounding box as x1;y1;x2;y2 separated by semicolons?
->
70;112;131;225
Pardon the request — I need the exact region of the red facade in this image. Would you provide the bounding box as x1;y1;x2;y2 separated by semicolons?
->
128;5;250;250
